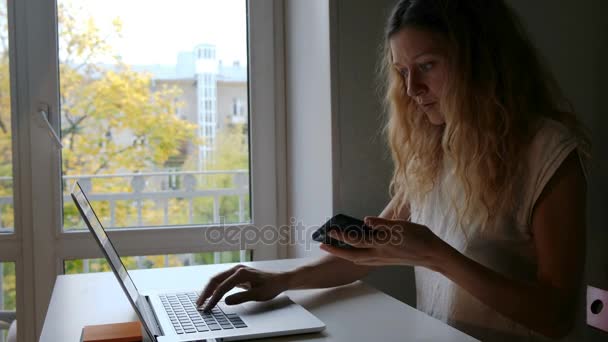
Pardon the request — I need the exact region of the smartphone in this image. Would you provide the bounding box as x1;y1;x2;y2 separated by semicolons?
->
312;214;374;249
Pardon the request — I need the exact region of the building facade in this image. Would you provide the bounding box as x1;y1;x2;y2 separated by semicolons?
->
140;44;248;171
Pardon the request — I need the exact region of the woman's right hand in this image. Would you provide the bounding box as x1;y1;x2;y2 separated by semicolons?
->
196;264;290;311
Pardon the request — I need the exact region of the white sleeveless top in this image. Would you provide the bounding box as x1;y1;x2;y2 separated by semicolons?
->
410;118;586;341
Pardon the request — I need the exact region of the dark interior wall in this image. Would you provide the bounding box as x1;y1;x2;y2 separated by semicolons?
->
506;0;608;285
331;0;608;338
505;1;608;339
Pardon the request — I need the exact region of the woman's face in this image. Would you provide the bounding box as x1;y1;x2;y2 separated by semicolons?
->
390;27;448;125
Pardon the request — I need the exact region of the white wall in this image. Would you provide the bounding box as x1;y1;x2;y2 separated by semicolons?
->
284;0;335;258
283;0;417;303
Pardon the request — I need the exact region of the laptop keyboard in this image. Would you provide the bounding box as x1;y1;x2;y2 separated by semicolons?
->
160;292;248;335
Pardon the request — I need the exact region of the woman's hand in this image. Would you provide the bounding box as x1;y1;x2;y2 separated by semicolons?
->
196;264;290;311
320;216;448;269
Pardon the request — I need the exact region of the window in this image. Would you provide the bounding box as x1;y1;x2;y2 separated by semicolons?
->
0;0;12;235
9;0;282;340
0;3;16;342
232;98;244;116
58;0;251;229
0;262;15;342
64;251;252;275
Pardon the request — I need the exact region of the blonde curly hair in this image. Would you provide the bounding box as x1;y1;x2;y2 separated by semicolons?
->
381;0;590;231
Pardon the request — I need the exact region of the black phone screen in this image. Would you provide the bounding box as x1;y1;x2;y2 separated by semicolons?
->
312;214;374;249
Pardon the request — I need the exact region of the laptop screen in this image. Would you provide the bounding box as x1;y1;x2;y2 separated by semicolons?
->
71;182;155;339
71;183;140;302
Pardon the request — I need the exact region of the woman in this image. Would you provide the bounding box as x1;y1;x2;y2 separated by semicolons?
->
197;0;590;340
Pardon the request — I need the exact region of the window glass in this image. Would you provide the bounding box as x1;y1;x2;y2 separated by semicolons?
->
0;262;16;342
64;251;251;274
58;0;251;230
0;1;13;234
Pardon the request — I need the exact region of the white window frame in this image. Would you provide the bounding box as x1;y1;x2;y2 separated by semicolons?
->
5;0;287;340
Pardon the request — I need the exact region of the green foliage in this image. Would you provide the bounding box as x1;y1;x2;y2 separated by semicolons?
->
58;1;198;176
1;262;15;310
0;3;13;229
208;123;250;224
63;251;251;275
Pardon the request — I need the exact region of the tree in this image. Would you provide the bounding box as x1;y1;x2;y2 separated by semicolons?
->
208;123;250;223
0;4;13;230
58;2;197;176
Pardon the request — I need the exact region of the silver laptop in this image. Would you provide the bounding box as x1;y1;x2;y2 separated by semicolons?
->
71;181;325;342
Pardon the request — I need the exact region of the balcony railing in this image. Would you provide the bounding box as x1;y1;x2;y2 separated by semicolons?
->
0;169;250;232
63;170;250;228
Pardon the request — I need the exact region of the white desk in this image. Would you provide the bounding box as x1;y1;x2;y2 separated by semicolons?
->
40;258;478;341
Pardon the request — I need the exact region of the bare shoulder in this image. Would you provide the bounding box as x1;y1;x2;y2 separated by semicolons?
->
531;149;586;293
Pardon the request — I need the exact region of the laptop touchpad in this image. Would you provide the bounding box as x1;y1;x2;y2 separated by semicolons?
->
219;295;293;315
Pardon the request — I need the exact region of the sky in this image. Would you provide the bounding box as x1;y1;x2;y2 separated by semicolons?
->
62;0;248;66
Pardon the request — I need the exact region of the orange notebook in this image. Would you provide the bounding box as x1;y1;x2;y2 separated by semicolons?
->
81;321;143;342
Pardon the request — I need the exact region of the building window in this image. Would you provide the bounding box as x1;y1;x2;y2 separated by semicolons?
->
232;98;244;117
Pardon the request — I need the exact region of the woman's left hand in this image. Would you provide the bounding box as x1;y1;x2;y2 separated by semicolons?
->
319;216;448;268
